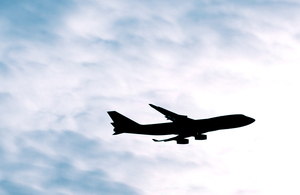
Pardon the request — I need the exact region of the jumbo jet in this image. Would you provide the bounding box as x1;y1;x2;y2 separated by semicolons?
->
107;104;255;144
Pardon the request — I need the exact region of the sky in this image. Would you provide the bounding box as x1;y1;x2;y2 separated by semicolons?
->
1;0;300;194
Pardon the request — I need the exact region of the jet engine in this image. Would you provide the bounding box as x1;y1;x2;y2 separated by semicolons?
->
177;139;189;144
194;134;207;140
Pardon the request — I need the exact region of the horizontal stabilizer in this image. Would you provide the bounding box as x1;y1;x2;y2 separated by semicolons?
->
113;131;123;135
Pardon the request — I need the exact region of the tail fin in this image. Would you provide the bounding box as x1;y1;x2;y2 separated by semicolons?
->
107;111;139;135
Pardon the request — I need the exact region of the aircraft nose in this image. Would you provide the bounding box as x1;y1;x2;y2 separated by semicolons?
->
248;117;255;124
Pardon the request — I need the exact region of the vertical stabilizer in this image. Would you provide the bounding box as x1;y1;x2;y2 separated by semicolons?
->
107;111;139;134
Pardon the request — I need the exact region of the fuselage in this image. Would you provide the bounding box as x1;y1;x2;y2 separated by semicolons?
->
124;114;255;136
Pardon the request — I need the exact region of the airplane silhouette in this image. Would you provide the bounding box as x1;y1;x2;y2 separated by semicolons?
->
108;104;255;144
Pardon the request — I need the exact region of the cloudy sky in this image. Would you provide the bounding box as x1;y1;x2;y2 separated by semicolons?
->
1;0;300;194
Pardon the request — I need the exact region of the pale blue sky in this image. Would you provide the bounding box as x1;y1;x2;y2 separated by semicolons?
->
1;0;300;194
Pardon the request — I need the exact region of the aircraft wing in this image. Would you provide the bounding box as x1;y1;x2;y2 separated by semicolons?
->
153;136;181;142
149;104;191;122
152;134;193;143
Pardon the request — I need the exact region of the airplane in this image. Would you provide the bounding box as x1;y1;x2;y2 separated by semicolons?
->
107;104;255;144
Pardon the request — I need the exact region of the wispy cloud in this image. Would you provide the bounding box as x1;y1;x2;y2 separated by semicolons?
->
0;130;140;194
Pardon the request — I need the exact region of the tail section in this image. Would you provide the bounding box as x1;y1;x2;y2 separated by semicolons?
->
107;111;140;135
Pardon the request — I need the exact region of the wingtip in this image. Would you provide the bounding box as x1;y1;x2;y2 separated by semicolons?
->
149;104;157;108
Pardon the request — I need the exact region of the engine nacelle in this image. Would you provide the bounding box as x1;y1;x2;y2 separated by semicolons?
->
195;134;207;140
177;139;189;144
